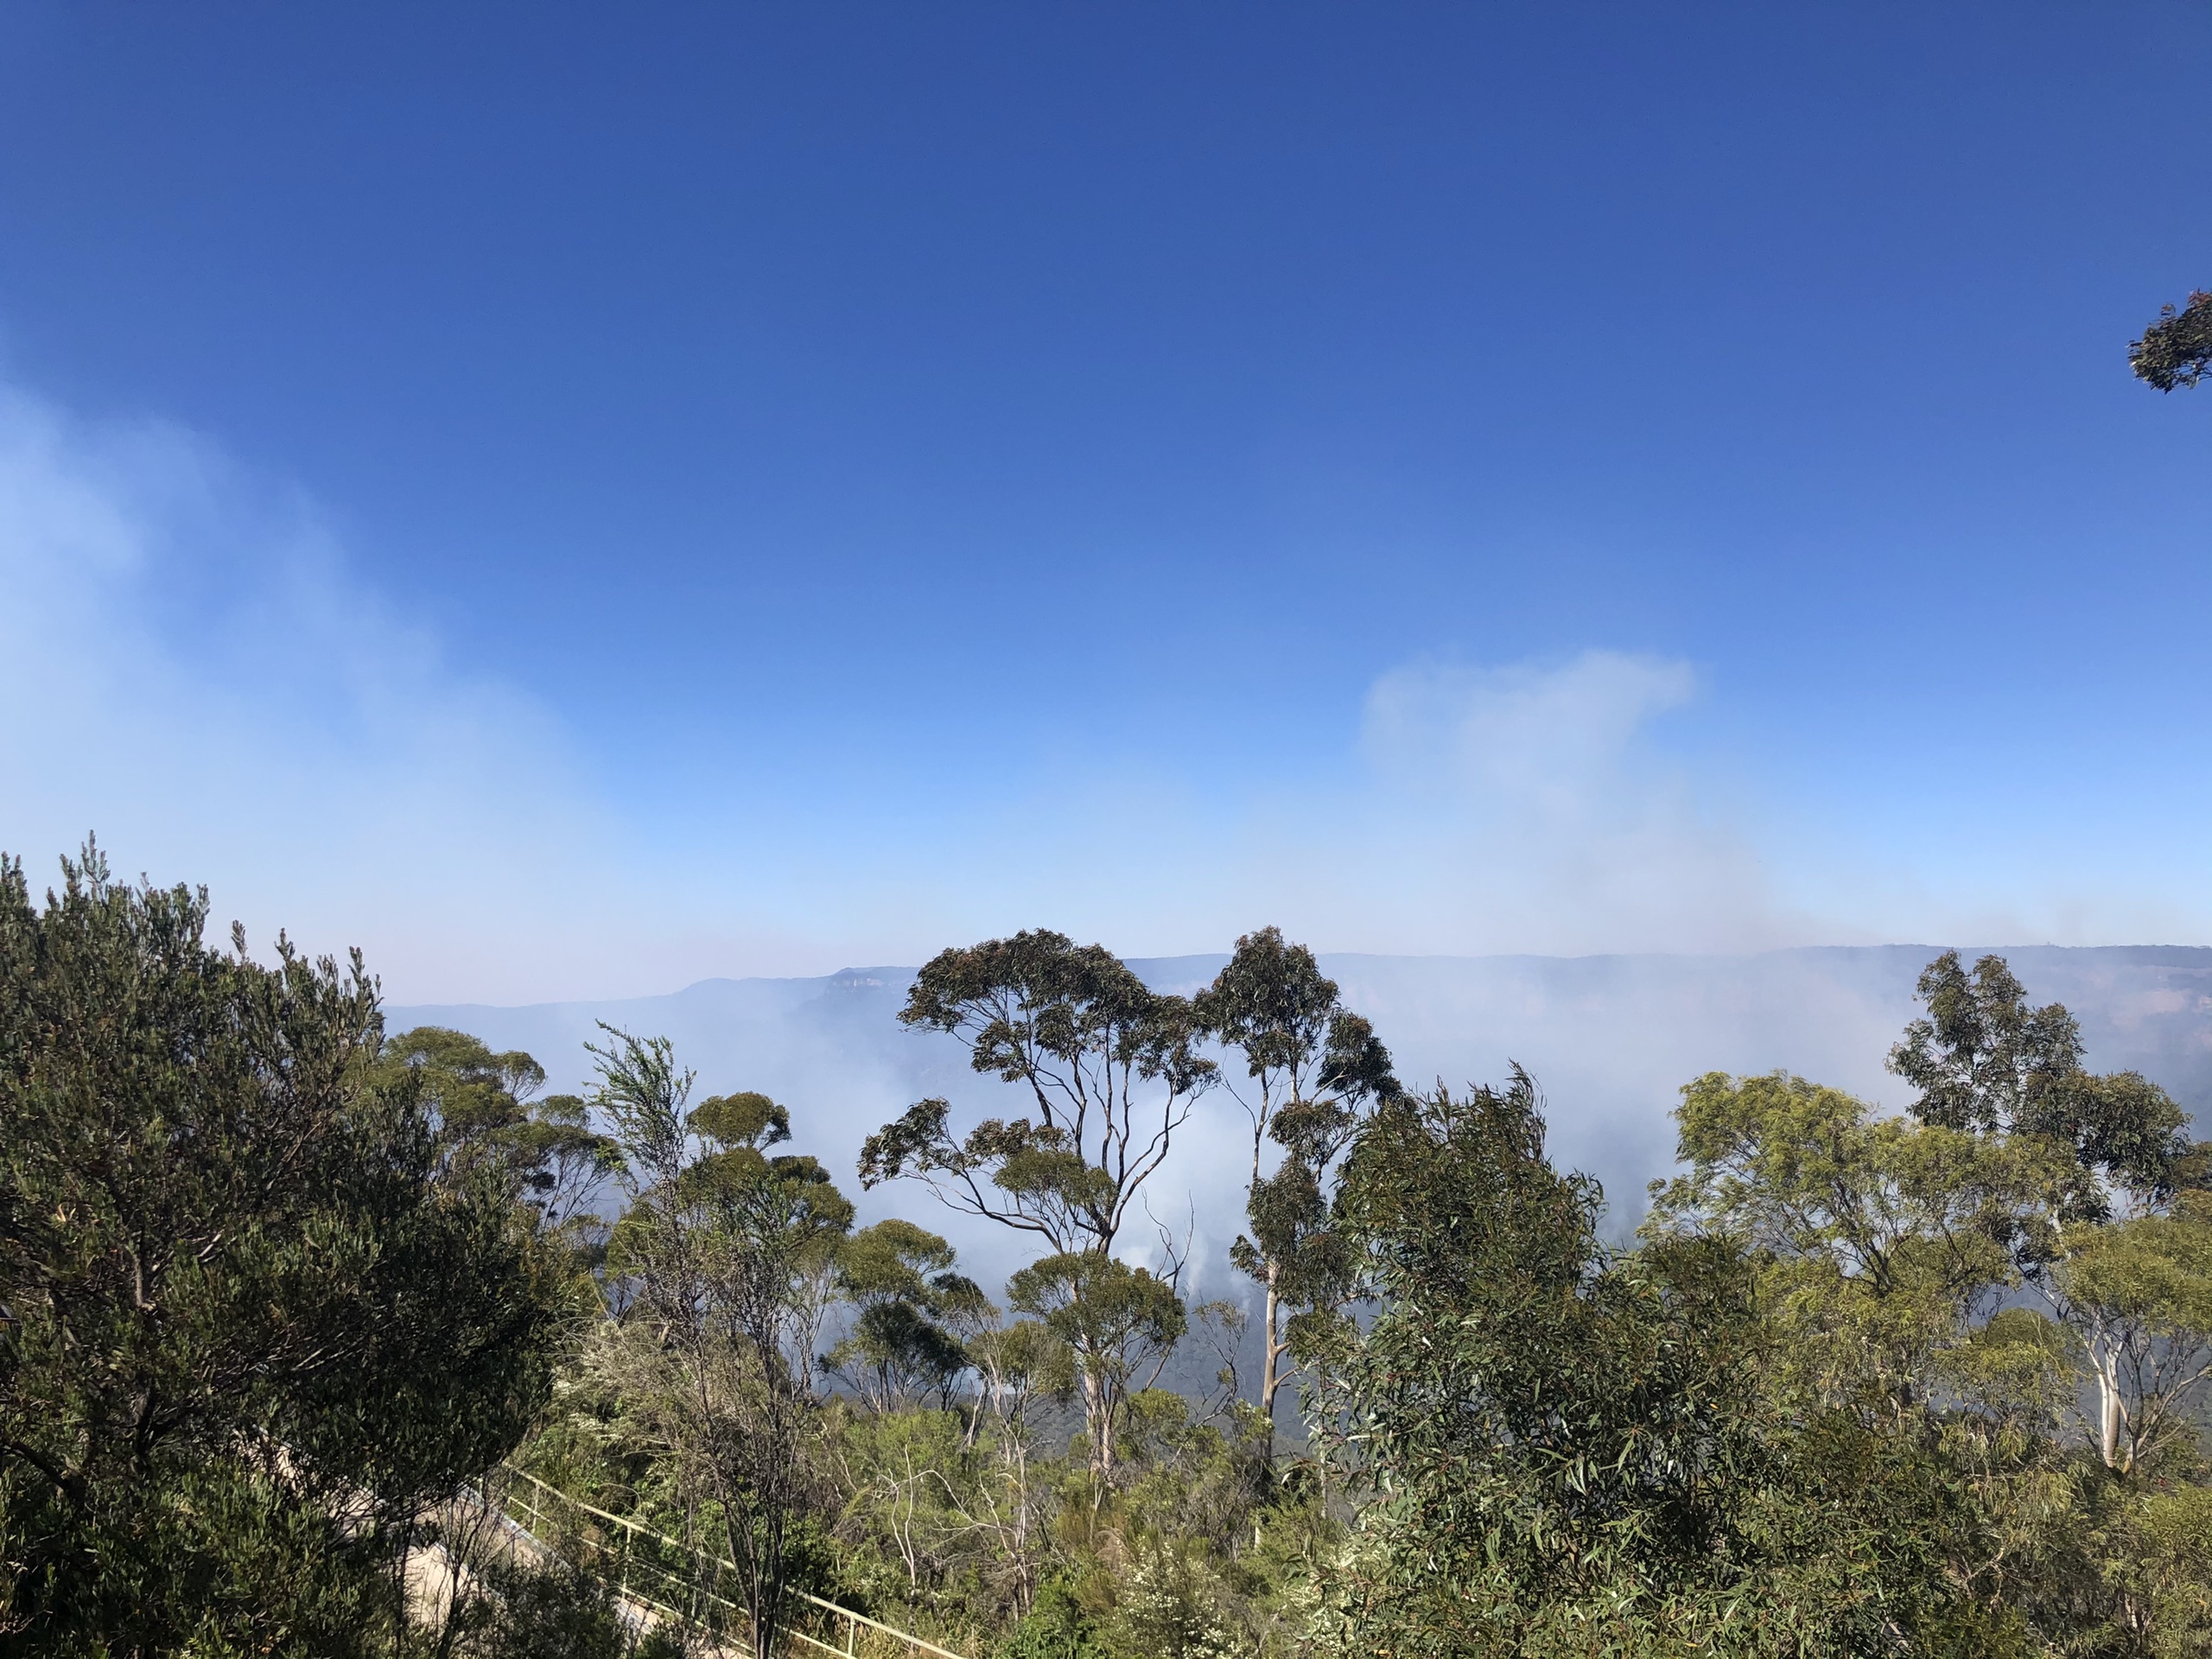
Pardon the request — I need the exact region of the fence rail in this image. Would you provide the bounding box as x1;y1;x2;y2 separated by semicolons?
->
486;1465;970;1659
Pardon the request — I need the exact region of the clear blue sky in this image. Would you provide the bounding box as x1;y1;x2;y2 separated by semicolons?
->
2;3;2208;1000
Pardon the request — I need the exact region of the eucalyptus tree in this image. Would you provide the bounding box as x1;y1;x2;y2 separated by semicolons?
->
1647;1068;2065;1414
592;1031;850;1658
1890;950;2196;1224
1305;1074;1979;1657
1194;926;1395;1429
860;931;1215;1470
0;846;568;1656
2049;1198;2212;1477
1005;1252;1185;1477
2132;289;2212;391
1886;952;2212;1478
861;931;1217;1258
1644;1060;2212;1649
377;1026;621;1236
1644;959;2212;1649
821;1219;977;1413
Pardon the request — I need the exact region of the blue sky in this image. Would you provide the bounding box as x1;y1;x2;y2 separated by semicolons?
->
2;2;2209;1001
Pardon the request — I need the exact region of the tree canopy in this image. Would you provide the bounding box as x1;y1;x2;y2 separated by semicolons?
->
1890;950;2196;1215
0;847;571;1656
10;855;2212;1659
1302;1074;1997;1657
1197;926;1396;1428
2132;289;2212;391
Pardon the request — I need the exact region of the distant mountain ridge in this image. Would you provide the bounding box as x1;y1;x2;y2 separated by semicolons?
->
394;944;2212;1291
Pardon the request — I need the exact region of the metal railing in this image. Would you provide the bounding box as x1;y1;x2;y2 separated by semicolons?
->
489;1465;971;1659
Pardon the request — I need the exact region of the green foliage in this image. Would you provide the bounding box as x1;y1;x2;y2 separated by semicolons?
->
2136;1483;2212;1657
863;930;1218;1473
592;1024;854;1657
1007;1254;1185;1475
999;1577;1112;1659
1197;927;1394;1108
585;1024;693;1187
1110;1544;1239;1659
16;871;2212;1659
1641;954;2212;1656
443;1552;640;1659
2133;289;2212;391
2050;1195;2212;1474
689;1088;791;1151
1304;1074;2022;1657
0;845;571;1655
1198;926;1396;1427
821;1219;984;1412
840;1217;959;1300
513;939;2212;1658
828;1300;969;1411
804;1382;1313;1658
1651;1068;2063;1408
378;1025;623;1236
1890;950;2196;1213
863;929;1216;1260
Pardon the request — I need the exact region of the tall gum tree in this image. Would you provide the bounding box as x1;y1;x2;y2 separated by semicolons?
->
1888;950;2196;1228
1887;951;2212;1472
859;930;1215;1472
1194;927;1395;1433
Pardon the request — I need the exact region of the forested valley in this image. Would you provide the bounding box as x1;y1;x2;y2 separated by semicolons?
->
6;844;2212;1659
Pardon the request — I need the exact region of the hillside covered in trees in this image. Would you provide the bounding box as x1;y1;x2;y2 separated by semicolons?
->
7;845;2212;1657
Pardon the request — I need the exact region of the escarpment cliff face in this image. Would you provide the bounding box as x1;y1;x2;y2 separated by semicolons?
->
396;944;2212;1280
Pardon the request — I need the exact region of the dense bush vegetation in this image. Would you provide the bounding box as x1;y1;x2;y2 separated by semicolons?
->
5;849;2211;1656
